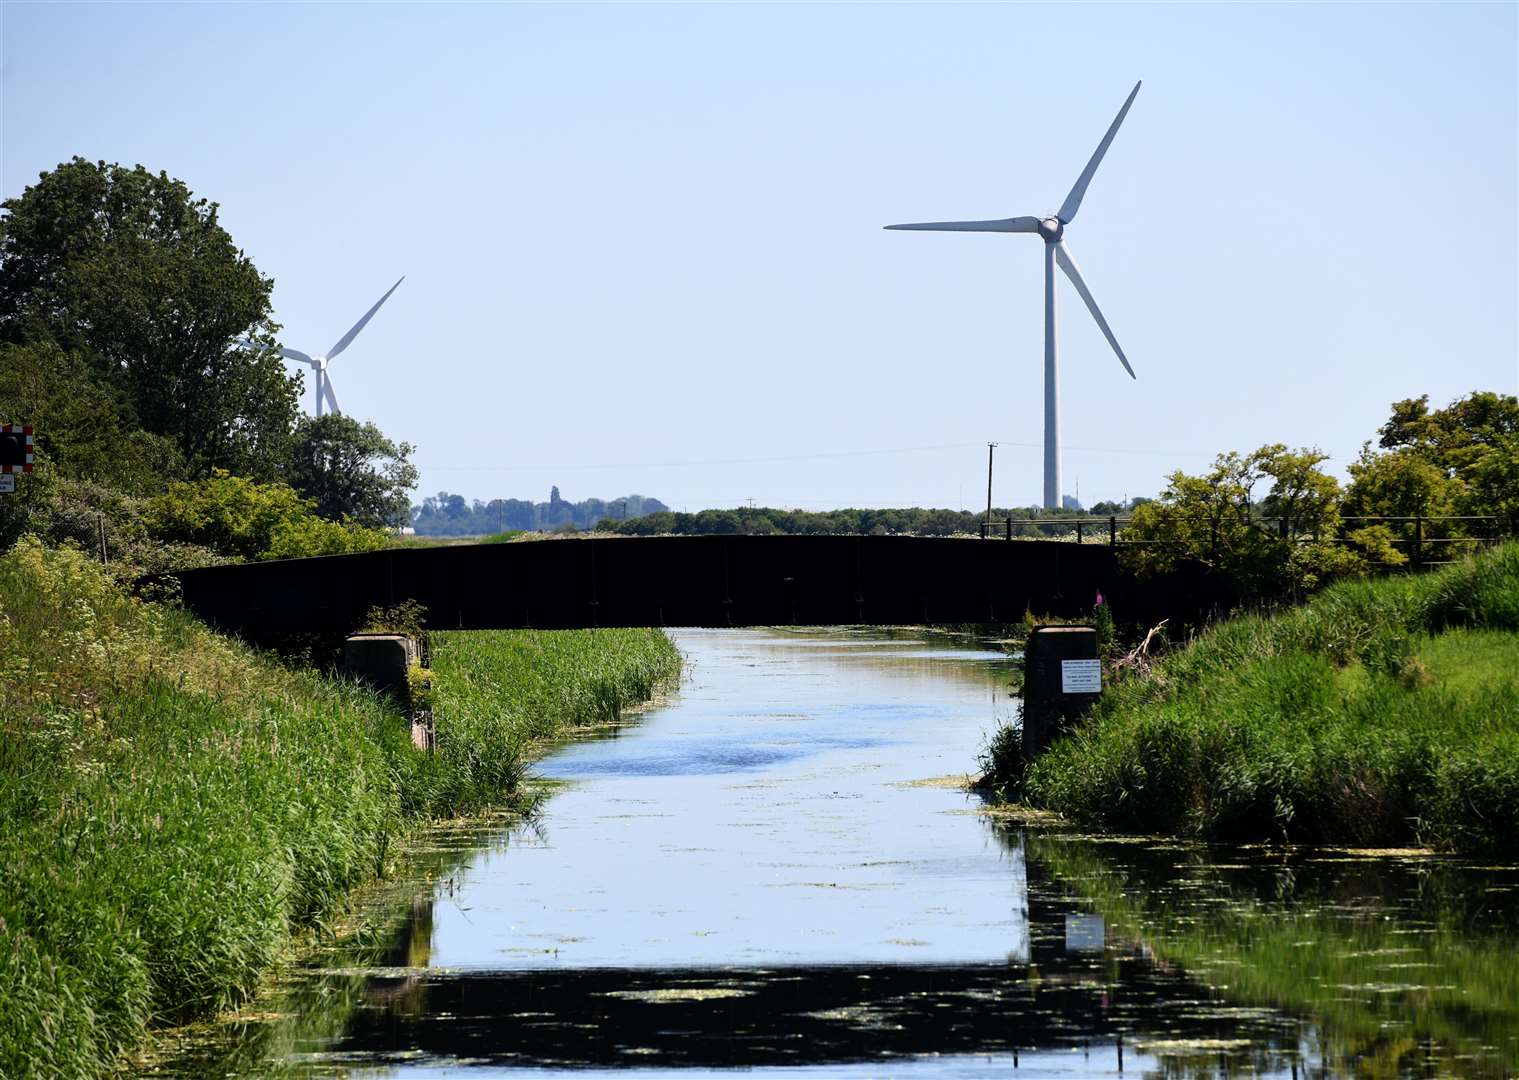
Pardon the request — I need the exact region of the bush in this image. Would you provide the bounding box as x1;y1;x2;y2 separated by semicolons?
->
145;470;389;561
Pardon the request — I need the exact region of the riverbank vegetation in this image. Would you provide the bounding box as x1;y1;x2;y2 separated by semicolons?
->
989;542;1519;855
0;538;679;1078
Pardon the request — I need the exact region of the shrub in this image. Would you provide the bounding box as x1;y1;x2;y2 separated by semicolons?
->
145;470;388;561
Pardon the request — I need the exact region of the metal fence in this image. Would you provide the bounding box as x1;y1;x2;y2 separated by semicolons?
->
977;513;1509;569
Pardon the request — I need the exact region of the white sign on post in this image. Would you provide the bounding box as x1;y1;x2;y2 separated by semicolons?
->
1061;658;1102;694
0;475;14;494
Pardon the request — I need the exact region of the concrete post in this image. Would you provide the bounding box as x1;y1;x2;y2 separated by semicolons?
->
1021;625;1101;763
341;634;433;751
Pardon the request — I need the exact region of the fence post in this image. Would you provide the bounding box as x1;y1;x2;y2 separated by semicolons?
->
1076;519;1084;544
1005;518;1012;541
1109;515;1117;546
1413;515;1423;570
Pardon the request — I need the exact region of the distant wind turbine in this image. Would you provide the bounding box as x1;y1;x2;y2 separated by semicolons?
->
887;82;1141;510
245;276;405;417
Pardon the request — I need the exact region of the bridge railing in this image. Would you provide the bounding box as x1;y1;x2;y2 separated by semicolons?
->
977;513;1510;569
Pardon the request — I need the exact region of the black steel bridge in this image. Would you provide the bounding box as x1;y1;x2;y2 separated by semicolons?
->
160;534;1220;642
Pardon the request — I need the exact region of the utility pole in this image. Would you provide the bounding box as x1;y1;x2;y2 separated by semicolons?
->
985;442;998;536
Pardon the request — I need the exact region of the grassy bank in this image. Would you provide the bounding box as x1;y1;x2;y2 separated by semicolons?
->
0;538;679;1079
1005;542;1519;855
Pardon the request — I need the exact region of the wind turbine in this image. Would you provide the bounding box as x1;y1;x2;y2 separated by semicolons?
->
252;276;405;417
887;82;1141;510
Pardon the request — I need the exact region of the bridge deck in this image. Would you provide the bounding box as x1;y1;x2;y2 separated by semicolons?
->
162;535;1125;637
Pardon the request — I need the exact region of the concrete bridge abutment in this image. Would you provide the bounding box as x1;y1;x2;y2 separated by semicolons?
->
340;633;434;751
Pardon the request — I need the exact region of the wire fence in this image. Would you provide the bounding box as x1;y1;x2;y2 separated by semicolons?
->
976;513;1511;569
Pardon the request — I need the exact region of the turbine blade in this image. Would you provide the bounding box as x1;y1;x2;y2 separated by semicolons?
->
884;217;1041;233
235;336;312;362
1057;81;1141;225
326;275;404;360
323;375;341;415
1056;240;1135;379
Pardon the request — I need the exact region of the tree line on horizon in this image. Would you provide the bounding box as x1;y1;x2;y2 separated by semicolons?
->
412;486;669;536
596;500;1150;539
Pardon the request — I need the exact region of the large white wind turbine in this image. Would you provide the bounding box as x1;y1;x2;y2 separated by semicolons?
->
257;276;405;417
887;82;1141;510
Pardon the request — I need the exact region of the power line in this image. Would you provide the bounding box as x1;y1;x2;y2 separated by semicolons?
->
424;442;983;472
423;439;1219;473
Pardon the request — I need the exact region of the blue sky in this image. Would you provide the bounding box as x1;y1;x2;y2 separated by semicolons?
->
4;2;1515;511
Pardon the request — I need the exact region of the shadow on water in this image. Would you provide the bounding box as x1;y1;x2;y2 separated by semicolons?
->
148;630;1519;1079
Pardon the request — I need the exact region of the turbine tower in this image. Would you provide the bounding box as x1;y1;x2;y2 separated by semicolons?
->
887;82;1141;510
269;276;405;417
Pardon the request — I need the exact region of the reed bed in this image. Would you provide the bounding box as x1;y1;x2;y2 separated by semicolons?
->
1018;542;1519;854
0;537;679;1078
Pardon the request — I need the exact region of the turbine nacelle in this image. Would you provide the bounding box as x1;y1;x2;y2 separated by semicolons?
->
241;276;404;417
884;80;1142;510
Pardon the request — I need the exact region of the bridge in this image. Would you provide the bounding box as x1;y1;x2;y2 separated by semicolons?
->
159;534;1218;643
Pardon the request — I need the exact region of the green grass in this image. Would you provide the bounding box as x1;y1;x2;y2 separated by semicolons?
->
388;529;527;549
0;537;679;1079
1011;542;1519;855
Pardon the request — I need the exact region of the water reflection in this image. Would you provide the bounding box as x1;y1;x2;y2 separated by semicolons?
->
333;962;1306;1070
994;822;1519;1077
150;630;1519;1079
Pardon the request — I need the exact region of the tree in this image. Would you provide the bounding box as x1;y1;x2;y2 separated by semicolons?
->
287;414;418;529
0;158;299;479
0;339;181;494
146;471;388;561
1123;444;1362;598
1346;390;1519;546
1378;391;1519;471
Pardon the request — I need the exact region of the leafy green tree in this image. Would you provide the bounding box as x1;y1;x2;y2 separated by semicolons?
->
287;414;418;529
1343;444;1456;526
0;158;299;479
1463;432;1519;533
0;340;181;494
1345;390;1518;549
1377;391;1519;470
1124;445;1362;598
146;471;388;561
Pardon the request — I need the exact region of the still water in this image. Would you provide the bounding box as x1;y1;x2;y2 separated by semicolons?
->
160;630;1519;1079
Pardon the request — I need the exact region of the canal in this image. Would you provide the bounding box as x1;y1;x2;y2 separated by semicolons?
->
157;629;1519;1078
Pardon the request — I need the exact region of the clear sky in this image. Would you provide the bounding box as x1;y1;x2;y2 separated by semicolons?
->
4;2;1515;512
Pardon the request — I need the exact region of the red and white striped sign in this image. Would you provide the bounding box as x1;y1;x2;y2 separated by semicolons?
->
1;425;34;474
